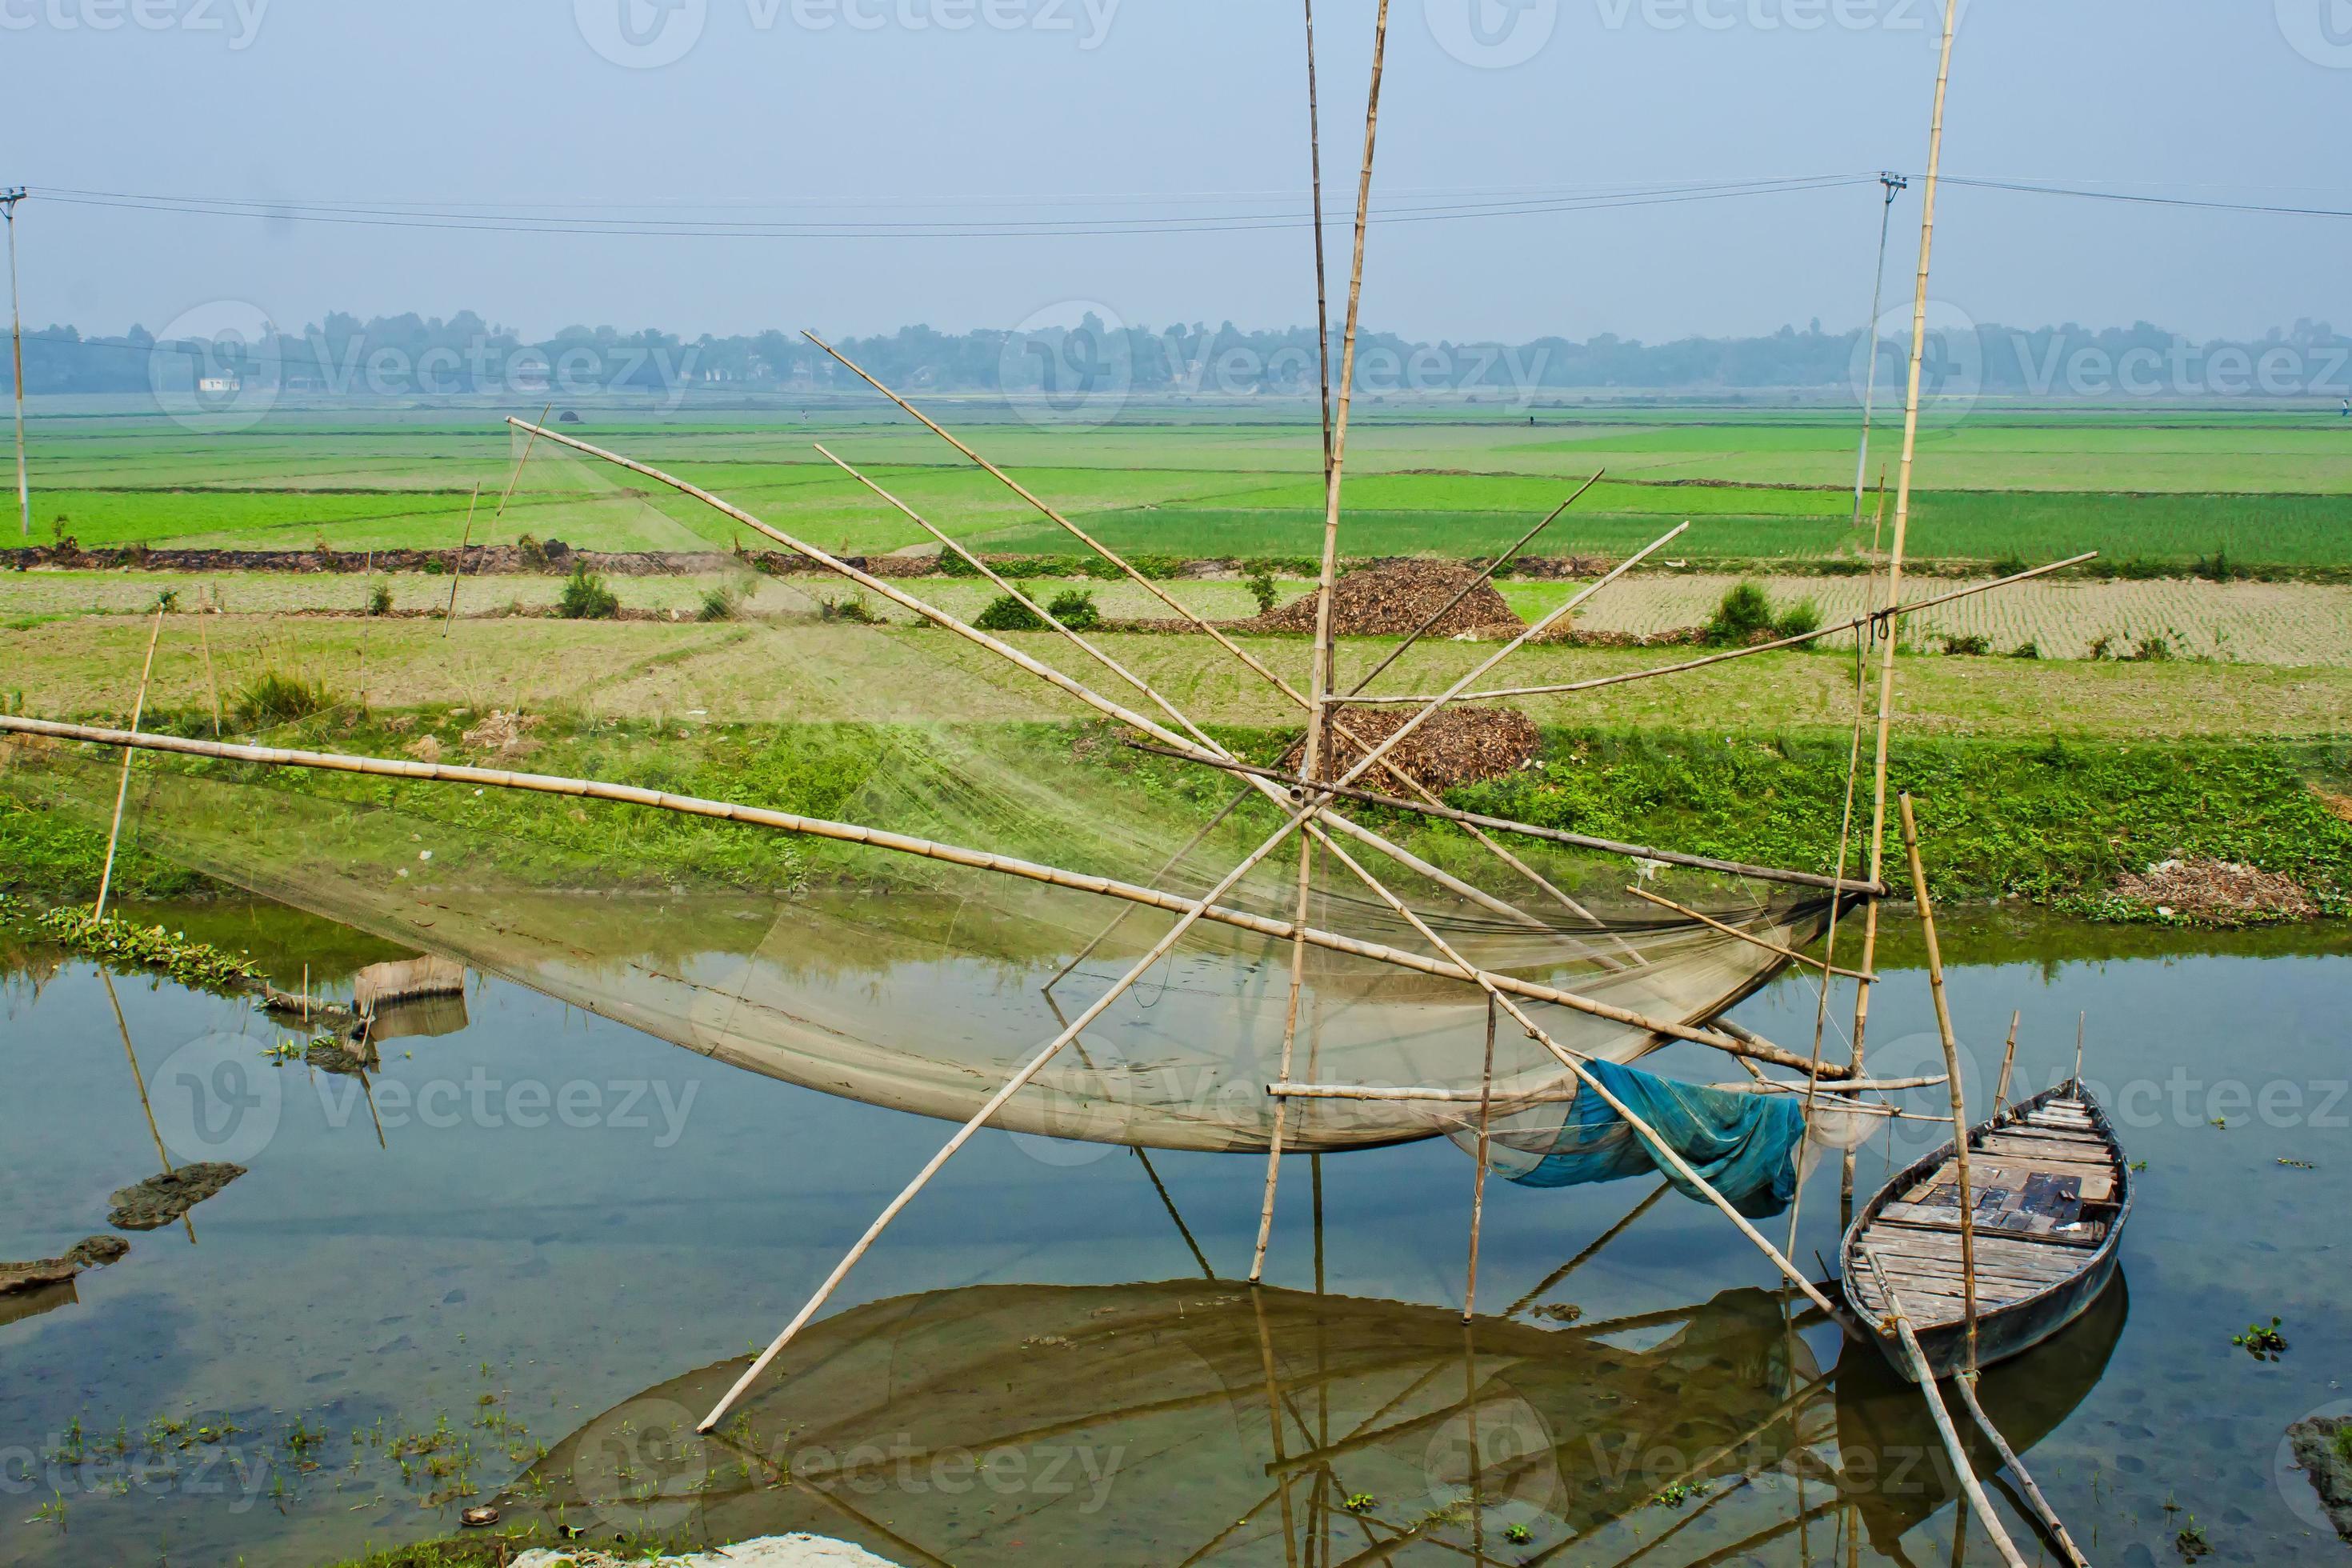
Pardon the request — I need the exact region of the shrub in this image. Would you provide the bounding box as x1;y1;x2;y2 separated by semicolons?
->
2087;634;2118;661
516;534;549;569
1702;582;1776;647
1246;569;1279;616
1990;554;2030;579
366;582;394;617
1770;598;1821;640
557;565;620;620
697;584;740;622
233;670;334;728
1046;589;1102;630
1940;633;1992;656
2009;640;2041;660
937;550;984;578
974;593;1045;632
153;588;180;614
2132;635;2173;662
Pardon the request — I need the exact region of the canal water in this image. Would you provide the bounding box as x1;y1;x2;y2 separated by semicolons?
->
1;902;2345;1566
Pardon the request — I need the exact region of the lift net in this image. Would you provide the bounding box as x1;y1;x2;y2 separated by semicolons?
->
4;430;1838;1155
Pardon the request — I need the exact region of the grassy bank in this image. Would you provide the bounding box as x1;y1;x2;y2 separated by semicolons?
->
7;710;2346;920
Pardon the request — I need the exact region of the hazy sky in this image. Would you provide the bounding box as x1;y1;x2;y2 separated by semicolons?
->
4;1;2342;344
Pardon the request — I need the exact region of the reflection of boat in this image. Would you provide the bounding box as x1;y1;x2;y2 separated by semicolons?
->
1842;1082;2132;1381
1835;1270;2127;1558
499;1280;1834;1566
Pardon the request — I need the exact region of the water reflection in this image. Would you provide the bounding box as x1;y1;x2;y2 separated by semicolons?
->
498;1274;2124;1566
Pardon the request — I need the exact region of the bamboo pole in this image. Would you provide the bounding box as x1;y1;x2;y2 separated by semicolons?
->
92;608;164;921
694;768;1373;1434
1345;551;2095;705
1622;884;1875;979
1953;1370;2092;1567
1267;1070;1942;1104
1260;0;1392;1286
1131;1146;1215;1280
1463;994;1495;1321
197;611;222;738
1857;1254;2030;1568
442;482;481;635
1994;1010;2021;1113
2073;1010;2086;1087
497;403;554;522
1852;0;1965;1148
1301;0;1333;473
1899;791;1980;1372
1124;742;1881;895
2;712;1832;1074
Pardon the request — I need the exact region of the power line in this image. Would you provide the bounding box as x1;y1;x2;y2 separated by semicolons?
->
1940;175;2352;221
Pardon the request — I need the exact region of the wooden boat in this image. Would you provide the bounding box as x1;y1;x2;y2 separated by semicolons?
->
1842;1080;2132;1382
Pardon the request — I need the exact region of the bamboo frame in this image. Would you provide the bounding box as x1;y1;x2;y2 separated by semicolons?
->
1345;551;2096;704
1462;995;1494;1320
198;610;222;738
1954;1370;2092;1567
0;712;1835;1074
1857;1254;2030;1568
1122;741;1881;895
92;607;164;921
1899;791;1981;1371
1347;494;1578;698
1622;884;1874;979
1267;1071;1942;1104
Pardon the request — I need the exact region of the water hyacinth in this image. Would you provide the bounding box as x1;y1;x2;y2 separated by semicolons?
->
35;907;260;990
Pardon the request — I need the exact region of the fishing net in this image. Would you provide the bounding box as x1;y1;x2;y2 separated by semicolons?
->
2;427;1841;1156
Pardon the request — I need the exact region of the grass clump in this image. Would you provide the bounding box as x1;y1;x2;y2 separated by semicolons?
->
1941;633;1993;656
819;592;884;625
556;564;620;621
366;581;395;617
234;669;335;727
697;583;742;622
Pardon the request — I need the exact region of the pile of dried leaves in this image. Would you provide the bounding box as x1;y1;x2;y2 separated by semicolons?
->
1295;705;1543;792
2108;857;2320;925
1248;561;1526;640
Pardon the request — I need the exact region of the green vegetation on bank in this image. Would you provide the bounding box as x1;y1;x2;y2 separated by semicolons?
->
6;707;2346;921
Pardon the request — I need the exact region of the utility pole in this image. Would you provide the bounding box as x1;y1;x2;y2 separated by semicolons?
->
1850;171;1908;527
3;189;26;540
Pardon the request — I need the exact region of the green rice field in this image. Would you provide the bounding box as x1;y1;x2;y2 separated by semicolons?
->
10;399;2352;569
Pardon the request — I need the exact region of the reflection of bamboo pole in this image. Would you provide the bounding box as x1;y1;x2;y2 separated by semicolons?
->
1131;1146;1214;1280
1994;1010;2022;1112
92;608;164;921
1899;793;1979;1371
102;970;194;1244
1463;996;1495;1321
1251;834;1317;1282
1507;1178;1670;1318
1857;1254;2029;1568
1954;1370;2090;1567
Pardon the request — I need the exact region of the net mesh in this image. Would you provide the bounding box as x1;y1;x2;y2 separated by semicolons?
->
2;430;1838;1154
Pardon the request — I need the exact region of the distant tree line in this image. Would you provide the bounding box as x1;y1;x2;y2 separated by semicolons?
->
14;310;2349;402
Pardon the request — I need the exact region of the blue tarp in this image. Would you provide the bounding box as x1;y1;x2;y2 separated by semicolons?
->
1500;1058;1806;1218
